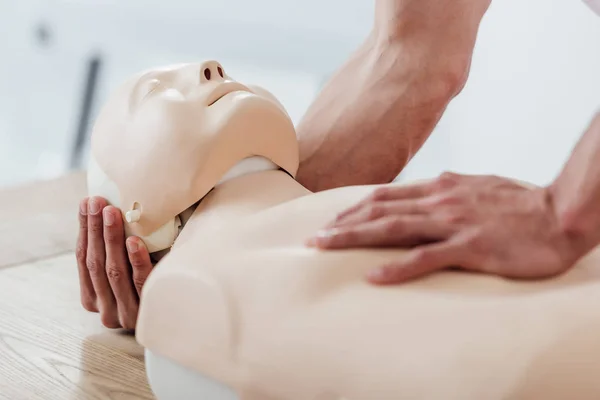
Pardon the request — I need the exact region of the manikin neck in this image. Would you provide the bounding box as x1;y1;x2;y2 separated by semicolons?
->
200;168;308;218
174;162;310;247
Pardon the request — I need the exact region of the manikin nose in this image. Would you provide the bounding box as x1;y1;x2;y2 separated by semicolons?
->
200;61;226;83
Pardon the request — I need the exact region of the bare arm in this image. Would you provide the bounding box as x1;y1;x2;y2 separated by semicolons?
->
295;0;492;191
552;112;600;255
309;112;600;284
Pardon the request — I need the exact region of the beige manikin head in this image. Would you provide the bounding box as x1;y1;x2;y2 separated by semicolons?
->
87;61;299;252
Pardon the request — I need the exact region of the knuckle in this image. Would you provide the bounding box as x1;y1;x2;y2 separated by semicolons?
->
440;171;459;180
103;228;122;245
85;258;102;275
441;194;460;205
464;230;484;248
450;214;467;225
75;245;87;264
435;172;459;190
443;211;467;225
429;193;460;208
88;220;103;235
132;276;147;291
129;254;147;269
106;262;123;281
383;217;403;236
420;197;437;211
365;204;384;220
370;187;389;202
412;249;430;264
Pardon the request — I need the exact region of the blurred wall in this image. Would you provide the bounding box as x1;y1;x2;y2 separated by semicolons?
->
0;0;372;186
401;0;600;186
0;0;598;188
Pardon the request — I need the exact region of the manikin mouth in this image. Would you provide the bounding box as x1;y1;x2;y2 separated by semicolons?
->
207;82;251;106
207;92;234;106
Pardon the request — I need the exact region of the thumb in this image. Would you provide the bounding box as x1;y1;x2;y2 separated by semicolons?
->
127;237;153;297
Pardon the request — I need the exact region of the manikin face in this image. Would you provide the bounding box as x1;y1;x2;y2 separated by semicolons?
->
91;60;299;239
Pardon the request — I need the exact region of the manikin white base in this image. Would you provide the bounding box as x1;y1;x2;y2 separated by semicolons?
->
145;349;239;400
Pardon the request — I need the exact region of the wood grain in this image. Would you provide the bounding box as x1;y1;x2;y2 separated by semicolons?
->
0;172;86;269
0;253;154;400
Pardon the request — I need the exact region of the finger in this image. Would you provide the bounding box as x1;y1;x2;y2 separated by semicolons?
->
367;241;462;284
76;198;97;312
86;196;120;329
127;237;153;298
328;184;433;227
377;182;436;199
103;206;139;330
308;215;451;249
329;199;427;229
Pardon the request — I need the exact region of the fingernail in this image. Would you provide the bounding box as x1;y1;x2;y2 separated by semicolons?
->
80;200;87;215
88;198;99;215
126;239;138;253
318;228;338;239
103;208;114;226
367;267;389;282
306;229;337;247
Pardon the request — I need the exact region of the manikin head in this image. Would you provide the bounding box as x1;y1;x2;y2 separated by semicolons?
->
88;60;299;252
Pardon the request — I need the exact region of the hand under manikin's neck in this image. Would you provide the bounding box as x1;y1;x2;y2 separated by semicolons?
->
173;167;311;248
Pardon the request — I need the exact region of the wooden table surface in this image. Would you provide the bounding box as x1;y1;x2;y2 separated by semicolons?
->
0;172;154;400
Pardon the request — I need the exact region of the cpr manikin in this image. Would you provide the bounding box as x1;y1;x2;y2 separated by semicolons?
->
88;61;600;400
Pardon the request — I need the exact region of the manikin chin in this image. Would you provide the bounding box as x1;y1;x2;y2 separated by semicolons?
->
87;60;600;400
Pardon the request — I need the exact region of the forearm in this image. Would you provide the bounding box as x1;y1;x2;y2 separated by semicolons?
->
295;0;492;191
551;112;600;252
295;37;458;191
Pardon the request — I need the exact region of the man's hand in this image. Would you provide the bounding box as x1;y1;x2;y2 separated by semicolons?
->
307;173;588;284
76;196;153;329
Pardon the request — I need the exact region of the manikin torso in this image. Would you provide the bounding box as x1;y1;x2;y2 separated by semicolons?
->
88;61;600;400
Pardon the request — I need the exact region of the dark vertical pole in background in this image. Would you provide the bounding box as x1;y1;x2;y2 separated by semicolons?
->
70;53;102;169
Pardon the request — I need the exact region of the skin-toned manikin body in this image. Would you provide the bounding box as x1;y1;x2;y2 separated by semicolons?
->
88;61;600;400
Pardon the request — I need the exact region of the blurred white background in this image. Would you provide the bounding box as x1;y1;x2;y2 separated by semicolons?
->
0;0;598;188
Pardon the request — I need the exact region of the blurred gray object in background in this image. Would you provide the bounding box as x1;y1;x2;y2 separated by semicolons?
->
0;0;599;189
0;0;372;187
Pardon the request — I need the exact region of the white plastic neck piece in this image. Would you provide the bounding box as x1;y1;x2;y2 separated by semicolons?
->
216;156;279;185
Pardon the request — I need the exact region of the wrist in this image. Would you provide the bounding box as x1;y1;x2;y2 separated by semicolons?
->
549;112;600;254
548;182;600;260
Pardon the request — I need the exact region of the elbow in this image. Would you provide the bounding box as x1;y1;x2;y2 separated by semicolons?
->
426;56;472;104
